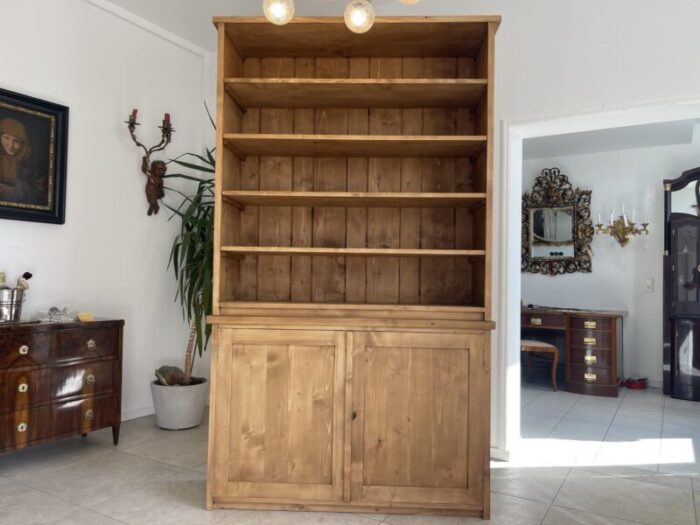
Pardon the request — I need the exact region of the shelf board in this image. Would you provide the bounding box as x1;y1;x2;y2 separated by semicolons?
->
216;17;499;58
222;191;486;208
221;247;485;258
224;78;487;109
223;134;487;159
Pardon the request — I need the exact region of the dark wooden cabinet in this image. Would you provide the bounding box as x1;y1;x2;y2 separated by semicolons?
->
663;167;700;400
0;319;123;453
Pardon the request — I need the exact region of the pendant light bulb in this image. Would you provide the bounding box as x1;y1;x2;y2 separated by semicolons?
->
399;0;421;4
263;0;295;25
344;0;375;34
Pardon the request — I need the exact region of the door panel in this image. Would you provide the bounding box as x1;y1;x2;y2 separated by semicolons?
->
672;218;700;317
350;331;487;506
211;328;345;502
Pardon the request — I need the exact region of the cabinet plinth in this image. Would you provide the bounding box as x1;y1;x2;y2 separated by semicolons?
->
208;16;498;519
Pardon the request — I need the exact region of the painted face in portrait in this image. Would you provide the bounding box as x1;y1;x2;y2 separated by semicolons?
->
0;118;31;161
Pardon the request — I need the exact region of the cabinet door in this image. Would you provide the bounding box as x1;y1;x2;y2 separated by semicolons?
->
349;331;488;508
210;328;345;503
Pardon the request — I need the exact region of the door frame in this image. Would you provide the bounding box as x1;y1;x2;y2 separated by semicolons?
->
495;96;700;458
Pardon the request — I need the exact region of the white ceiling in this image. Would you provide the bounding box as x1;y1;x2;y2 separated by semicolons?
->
106;0;437;51
523;120;698;160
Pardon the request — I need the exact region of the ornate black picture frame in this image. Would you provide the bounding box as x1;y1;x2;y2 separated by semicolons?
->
0;88;68;224
522;168;593;275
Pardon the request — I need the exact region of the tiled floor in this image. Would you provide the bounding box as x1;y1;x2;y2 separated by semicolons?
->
2;386;700;524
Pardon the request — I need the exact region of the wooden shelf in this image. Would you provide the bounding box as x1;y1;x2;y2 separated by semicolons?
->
222;191;486;208
224;78;487;108
216;17;499;58
223;134;486;159
222;247;485;258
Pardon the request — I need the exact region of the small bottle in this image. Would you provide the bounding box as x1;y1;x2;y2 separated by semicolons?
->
0;272;9;290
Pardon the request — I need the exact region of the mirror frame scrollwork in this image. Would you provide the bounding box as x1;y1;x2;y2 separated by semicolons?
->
522;168;594;275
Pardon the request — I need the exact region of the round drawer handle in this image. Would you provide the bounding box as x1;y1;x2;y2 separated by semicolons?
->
86;339;97;351
84;409;95;422
17;382;29;393
85;374;96;385
17;422;27;433
18;344;29;355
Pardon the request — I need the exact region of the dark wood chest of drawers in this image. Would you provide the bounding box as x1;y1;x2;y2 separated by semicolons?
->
0;319;124;452
522;307;625;397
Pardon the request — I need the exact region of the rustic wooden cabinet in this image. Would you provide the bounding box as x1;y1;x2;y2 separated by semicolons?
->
207;16;498;518
0;319;124;453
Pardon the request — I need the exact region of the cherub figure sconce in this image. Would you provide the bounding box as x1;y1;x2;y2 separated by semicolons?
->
125;109;174;215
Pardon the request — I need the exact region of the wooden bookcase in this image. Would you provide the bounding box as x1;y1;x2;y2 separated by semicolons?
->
207;16;499;519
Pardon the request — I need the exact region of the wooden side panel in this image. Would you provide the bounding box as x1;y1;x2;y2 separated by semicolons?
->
214;25;244;306
312;58;349;303
366;58;402;304
212;328;345;502
350;331;485;506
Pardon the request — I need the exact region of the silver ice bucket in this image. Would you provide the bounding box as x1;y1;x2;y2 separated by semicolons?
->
0;288;24;322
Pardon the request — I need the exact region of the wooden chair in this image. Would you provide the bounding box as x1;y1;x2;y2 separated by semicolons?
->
521;340;558;391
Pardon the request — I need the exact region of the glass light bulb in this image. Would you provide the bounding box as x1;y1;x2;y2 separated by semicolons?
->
345;0;375;34
399;0;421;4
263;0;294;25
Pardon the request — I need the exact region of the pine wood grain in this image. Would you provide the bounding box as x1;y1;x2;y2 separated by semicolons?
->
225;78;487;108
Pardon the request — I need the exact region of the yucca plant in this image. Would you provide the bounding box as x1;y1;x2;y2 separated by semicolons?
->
156;146;215;386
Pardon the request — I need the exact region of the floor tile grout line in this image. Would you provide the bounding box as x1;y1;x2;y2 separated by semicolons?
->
592;390;632;464
544;392;584;438
693;486;699;525
574;466;695;493
538;466;572;525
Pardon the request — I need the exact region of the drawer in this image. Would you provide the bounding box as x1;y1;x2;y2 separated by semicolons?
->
3;405;53;449
521;313;566;329
569;347;612;368
0;332;53;369
570;329;612;349
569;364;615;386
570;317;612;331
51;360;116;399
55;328;118;361
53;395;116;436
0;368;52;413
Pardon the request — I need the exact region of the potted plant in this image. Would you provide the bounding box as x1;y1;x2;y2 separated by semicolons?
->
150;146;215;430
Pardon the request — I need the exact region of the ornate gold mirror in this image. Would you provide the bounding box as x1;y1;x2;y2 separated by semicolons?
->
522;168;593;275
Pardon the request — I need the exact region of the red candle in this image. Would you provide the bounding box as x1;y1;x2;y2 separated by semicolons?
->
164;113;171;124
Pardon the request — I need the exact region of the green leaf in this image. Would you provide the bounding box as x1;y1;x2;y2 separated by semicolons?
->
170;159;215;173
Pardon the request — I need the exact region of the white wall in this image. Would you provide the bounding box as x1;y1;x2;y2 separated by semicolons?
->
50;0;700;452
522;143;700;386
0;0;214;420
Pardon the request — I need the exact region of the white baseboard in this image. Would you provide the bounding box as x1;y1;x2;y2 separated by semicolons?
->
491;446;510;462
122;404;154;421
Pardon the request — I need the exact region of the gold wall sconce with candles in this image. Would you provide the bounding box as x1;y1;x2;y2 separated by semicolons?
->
595;207;650;247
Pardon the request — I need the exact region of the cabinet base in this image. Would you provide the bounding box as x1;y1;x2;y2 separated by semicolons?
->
208;499;486;517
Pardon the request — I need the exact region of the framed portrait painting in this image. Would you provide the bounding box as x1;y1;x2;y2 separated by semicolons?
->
0;88;68;224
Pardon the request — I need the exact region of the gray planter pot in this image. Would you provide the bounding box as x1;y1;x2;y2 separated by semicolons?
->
151;379;209;430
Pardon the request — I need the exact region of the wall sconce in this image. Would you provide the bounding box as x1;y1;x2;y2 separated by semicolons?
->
595;208;650;247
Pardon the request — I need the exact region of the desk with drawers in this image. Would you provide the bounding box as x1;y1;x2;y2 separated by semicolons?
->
521;307;626;397
0;319;124;453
